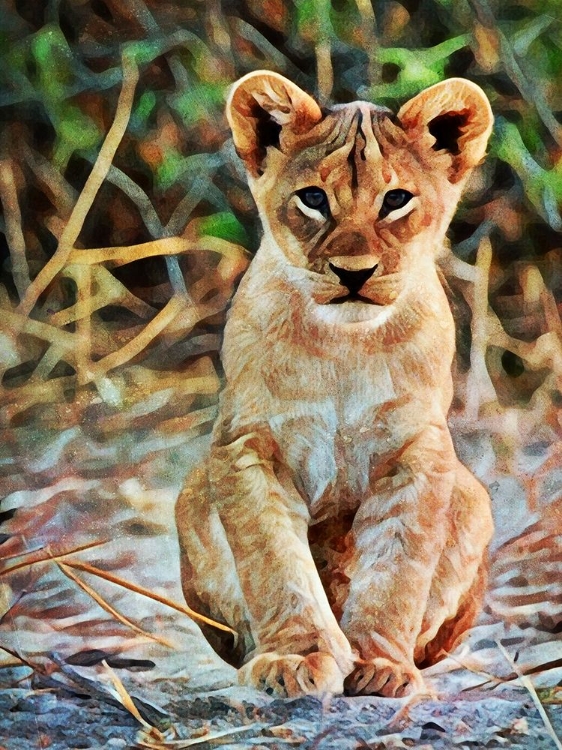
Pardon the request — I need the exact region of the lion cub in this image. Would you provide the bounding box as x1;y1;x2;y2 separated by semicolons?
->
176;71;494;698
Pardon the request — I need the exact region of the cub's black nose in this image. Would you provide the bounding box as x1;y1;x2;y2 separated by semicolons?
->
329;263;378;295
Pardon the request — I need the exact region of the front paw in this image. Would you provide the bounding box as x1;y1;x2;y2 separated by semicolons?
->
239;652;345;698
345;657;426;697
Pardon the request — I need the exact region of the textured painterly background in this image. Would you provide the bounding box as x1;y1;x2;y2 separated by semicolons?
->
0;0;561;737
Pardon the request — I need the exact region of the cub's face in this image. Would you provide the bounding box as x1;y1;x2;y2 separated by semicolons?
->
227;72;493;310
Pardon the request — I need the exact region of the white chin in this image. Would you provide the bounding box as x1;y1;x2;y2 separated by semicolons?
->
312;300;393;326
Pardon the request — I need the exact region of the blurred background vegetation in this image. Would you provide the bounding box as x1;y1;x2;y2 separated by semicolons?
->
0;0;561;424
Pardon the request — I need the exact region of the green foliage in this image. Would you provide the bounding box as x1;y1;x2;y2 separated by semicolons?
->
197;212;248;245
171;82;227;126
131;91;157;133
493;119;562;230
369;35;472;101
296;0;333;41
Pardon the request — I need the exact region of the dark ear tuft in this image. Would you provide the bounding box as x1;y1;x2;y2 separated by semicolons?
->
256;113;282;152
428;111;469;155
238;102;283;176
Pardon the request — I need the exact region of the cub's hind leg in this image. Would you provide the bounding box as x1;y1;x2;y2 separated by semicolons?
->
176;467;254;665
417;563;487;667
414;462;493;666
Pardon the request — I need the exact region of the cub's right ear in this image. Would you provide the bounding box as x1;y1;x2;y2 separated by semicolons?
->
226;70;322;177
398;78;493;183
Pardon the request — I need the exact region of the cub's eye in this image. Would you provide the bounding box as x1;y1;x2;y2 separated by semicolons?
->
295;187;330;216
379;189;414;219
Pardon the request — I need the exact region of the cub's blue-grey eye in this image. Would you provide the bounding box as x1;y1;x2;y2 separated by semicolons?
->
296;187;330;215
380;189;414;219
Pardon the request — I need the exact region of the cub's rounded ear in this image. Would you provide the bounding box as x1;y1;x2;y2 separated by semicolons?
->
398;78;493;182
226;70;322;177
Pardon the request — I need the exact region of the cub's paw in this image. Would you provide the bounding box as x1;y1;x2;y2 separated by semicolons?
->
345;657;426;697
239;652;345;698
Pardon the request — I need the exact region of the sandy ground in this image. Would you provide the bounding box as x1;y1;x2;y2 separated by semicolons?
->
2;680;562;749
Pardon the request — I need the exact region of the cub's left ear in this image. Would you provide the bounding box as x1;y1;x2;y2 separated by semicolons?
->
398;78;493;182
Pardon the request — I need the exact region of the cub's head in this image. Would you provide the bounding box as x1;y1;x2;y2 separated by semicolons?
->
227;71;492;314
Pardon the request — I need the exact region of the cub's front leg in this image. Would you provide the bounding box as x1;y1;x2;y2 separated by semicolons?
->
342;423;456;697
210;433;353;697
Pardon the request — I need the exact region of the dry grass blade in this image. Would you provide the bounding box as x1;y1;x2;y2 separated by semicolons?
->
496;640;562;750
136;724;259;749
16;52;139;318
0;540;107;576
56;561;175;648
0;645;35;670
438;650;507;689
0;539;233;634
537;687;562;705
102;658;180;748
102;659;153;729
59;558;235;634
0;544;46;563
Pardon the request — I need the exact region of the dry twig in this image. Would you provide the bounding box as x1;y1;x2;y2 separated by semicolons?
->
16;52;140;319
0;158;31;299
468;0;562;147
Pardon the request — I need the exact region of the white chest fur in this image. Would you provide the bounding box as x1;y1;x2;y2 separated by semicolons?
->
265;346;397;513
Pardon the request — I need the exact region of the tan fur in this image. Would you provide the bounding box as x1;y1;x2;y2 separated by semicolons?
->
176;71;494;698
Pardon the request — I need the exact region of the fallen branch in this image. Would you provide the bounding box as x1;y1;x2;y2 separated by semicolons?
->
468;0;562;147
50;265;156;326
465;237;497;418
1;309;76;352
22;142;77;218
354;0;379;87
